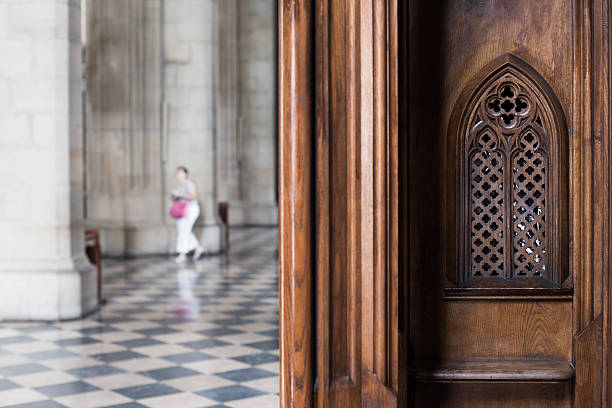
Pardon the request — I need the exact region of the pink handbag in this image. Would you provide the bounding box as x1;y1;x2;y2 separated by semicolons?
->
169;201;189;218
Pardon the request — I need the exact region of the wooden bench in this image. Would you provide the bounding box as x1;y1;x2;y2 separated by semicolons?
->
408;360;575;383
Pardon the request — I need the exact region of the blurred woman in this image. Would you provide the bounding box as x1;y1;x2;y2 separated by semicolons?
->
171;166;204;263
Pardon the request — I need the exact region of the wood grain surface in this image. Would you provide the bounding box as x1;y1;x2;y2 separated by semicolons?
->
279;0;612;405
279;1;314;407
409;360;575;382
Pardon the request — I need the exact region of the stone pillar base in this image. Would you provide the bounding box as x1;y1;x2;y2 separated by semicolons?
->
227;202;278;226
0;256;97;321
86;220;173;257
125;223;173;256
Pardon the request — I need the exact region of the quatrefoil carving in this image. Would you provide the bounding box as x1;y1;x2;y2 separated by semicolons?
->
486;83;531;130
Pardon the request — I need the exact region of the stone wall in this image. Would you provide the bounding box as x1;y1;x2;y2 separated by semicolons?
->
163;0;222;253
0;0;277;318
216;0;278;225
0;0;96;320
85;0;168;256
237;0;277;224
84;0;277;257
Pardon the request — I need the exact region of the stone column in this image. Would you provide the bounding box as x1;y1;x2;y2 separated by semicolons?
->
85;0;167;256
127;0;166;255
215;0;278;226
0;0;96;320
237;0;278;225
163;0;223;253
215;0;240;206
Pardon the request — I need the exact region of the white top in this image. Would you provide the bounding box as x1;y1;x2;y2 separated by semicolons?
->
174;180;197;203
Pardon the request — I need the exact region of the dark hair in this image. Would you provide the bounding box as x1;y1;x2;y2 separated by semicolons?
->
177;166;188;176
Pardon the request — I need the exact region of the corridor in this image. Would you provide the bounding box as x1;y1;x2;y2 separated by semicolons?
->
0;228;279;408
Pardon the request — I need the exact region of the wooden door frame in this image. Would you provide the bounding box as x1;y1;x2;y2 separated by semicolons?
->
279;0;612;407
279;0;314;406
279;0;399;407
571;1;612;406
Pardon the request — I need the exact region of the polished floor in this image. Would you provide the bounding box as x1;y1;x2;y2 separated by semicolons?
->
0;228;279;408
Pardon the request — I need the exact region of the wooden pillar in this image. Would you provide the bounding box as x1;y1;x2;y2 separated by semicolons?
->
279;1;314;407
279;0;399;406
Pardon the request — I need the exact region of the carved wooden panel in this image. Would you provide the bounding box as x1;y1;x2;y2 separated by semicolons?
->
512;130;547;277
470;131;505;277
405;0;610;406
450;54;569;288
312;0;399;406
468;76;551;280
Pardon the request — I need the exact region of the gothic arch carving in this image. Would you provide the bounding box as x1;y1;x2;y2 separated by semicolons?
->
445;54;569;291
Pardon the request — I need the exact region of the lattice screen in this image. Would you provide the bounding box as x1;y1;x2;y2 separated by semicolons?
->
466;77;550;280
470;133;504;277
512;132;547;277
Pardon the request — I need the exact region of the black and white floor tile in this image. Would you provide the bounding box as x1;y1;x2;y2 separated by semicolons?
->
0;228;279;408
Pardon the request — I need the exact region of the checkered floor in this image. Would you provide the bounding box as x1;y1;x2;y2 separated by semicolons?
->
0;228;279;408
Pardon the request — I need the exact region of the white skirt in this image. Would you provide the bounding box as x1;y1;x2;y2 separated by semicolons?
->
176;202;200;253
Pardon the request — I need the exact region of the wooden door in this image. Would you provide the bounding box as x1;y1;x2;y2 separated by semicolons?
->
279;0;400;407
403;0;611;407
